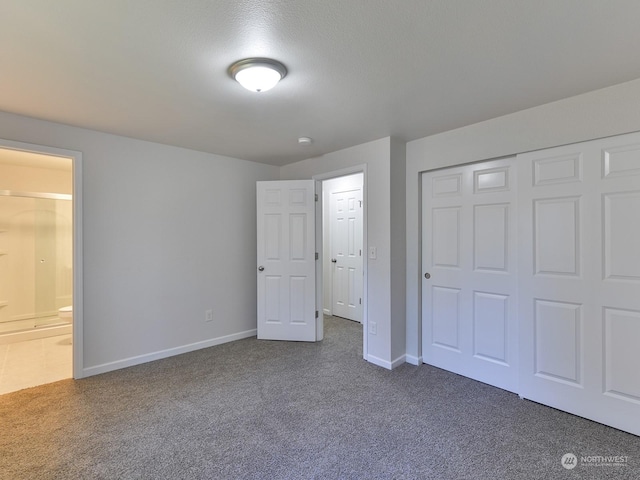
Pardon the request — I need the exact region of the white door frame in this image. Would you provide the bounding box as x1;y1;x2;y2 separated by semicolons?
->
0;138;83;379
314;164;368;360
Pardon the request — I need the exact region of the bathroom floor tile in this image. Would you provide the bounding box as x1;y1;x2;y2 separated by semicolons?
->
0;334;72;395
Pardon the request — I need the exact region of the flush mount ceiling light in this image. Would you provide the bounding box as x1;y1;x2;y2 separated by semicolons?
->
228;58;287;93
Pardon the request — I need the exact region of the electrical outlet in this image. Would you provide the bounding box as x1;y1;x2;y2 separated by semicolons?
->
368;321;377;335
205;309;213;322
368;246;377;259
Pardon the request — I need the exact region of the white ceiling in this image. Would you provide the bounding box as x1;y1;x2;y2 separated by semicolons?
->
2;0;640;166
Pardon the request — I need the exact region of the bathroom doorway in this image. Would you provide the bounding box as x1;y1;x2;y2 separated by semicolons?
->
0;143;80;394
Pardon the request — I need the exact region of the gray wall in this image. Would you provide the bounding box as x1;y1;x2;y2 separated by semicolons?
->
0;111;279;375
390;138;406;362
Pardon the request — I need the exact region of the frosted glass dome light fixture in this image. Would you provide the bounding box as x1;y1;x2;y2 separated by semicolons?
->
228;58;287;93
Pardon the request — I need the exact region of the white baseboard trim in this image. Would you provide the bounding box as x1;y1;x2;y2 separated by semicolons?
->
366;354;394;370
368;353;421;370
391;355;407;369
405;354;423;366
82;329;257;377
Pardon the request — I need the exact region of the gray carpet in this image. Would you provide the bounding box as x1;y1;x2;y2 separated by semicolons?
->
1;316;638;479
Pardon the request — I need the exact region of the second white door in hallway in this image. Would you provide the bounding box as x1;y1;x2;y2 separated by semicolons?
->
330;184;363;322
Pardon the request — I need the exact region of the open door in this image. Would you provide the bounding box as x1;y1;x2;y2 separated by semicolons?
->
330;184;363;322
256;180;317;341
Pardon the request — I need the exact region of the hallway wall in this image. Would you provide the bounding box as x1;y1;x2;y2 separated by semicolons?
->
281;137;407;369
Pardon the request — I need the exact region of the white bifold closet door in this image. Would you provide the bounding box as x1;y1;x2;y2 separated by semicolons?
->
421;130;640;436
422;157;519;393
518;133;640;436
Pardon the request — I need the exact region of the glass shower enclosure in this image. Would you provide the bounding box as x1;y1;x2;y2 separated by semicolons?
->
0;191;73;336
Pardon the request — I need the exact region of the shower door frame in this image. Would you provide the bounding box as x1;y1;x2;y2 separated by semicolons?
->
0;138;83;379
0;190;73;328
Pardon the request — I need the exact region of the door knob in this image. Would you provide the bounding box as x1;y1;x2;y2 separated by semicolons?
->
258;266;265;272
424;272;431;279
331;259;337;263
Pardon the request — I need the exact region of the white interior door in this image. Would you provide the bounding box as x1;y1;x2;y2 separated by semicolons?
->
518;133;640;436
422;157;518;392
256;180;317;341
331;187;363;322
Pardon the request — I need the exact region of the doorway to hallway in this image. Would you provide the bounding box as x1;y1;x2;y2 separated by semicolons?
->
322;173;364;323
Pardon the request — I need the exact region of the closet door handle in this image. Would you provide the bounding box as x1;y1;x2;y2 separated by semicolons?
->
258;266;265;272
424;272;431;279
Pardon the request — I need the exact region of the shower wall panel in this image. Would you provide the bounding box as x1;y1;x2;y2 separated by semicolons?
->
0;196;72;331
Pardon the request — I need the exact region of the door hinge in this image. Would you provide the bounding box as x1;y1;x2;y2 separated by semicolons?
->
315;310;319;318
359;249;362;256
315;252;319;260
359;298;362;305
359;200;362;208
315;193;318;202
